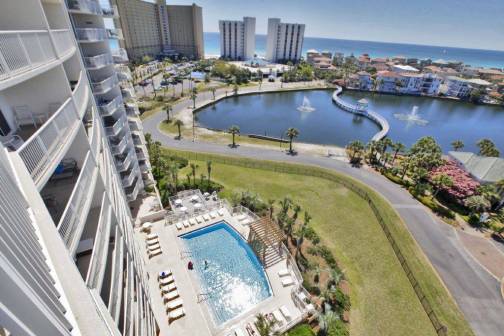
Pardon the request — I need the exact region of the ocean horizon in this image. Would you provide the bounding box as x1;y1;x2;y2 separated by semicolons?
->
203;32;504;69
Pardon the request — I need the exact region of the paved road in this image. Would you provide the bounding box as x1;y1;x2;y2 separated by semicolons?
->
142;95;504;336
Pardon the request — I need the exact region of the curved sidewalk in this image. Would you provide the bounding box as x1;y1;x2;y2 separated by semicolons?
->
142;92;504;336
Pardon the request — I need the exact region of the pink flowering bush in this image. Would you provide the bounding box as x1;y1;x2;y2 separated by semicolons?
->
429;160;480;202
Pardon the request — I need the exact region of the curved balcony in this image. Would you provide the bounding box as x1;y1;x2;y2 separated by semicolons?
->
17;98;80;189
91;73;118;94
57;151;98;255
0;29;74;83
75;28;107;42
84;53;113;70
89;107;101;159
72;71;89;118
67;0;102;15
111;48;128;63
98;95;123;117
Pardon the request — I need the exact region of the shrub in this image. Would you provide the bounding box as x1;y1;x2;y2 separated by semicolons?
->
382;170;411;187
304;226;321;245
429;160;480;203
155;96;164;102
412;192;456;219
327;319;349;336
287;324;315;336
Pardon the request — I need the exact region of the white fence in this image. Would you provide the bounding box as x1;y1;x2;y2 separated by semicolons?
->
57;152;97;255
17;97;79;187
51;29;74;58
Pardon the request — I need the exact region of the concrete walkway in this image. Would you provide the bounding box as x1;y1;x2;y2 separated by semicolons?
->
142;87;504;336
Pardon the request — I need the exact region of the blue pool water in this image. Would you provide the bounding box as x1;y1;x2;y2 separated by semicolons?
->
180;222;271;325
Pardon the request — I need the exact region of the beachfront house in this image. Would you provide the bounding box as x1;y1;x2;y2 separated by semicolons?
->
445;76;472;98
449;152;504;185
357;71;373;90
376;70;400;92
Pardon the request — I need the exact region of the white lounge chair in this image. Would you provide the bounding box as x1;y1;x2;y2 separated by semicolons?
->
305;303;315;311
281;277;294;287
203;214;210;221
166;298;183;311
218;209;225;216
163;289;179;302
278;269;290;277
161;282;177;293
159;275;175;286
175;222;183;230
147;243;161;251
182;220;190;228
242;218;252;225
189;218;197;226
168;307;185;322
196;216;204;223
280;305;292;321
234;328;246;336
148;248;162;258
146;233;158;240
146;237;159;245
272;310;285;325
210;211;217;219
236;214;246;221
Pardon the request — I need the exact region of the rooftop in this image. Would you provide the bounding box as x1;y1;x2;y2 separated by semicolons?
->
449;151;504;183
392;64;420;72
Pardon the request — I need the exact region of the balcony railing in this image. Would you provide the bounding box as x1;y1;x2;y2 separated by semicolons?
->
111;48;128;63
121;87;135;99
98;95;123;117
91;73;119;94
67;0;102;15
107;28;123;40
128;118;142;132
17;98;79;188
108;228;124;320
122;164;139;187
101;5;119;18
0;30;59;81
126;178;142;202
125;102;140;116
105;115;126;136
72;71;89;118
51;29;75;57
57;152;98;255
84;53;113;69
111;136;130;155
75;28;107;42
89;107;101;159
115;149;134;172
86;194;112;290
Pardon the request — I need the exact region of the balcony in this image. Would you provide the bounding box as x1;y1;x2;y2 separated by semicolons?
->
72;71;89;118
111;48;128;63
75;28;107;42
98;95;123;117
91;74;119;94
67;0;102;15
121;87;135;100
0;30;75;82
125;102;139;117
101;5;119;18
128;118;142;132
116;69;132;82
126;178;142;202
88;108;101;159
122;164;139;187
56;152;98;255
84;53;113;70
17;98;80;188
110;136;130;155
106;29;123;40
115;149;134;172
105;115;126;137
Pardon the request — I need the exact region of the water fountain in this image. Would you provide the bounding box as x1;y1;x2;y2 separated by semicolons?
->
297;96;316;112
393;106;428;126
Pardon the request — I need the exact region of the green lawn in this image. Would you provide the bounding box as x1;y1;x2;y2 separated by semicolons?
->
163;149;473;336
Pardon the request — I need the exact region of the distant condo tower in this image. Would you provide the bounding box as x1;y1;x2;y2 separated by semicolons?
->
219;17;256;60
266;18;305;63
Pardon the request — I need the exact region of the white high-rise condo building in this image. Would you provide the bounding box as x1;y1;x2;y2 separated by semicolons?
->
0;0;157;335
265;18;305;63
219;17;256;60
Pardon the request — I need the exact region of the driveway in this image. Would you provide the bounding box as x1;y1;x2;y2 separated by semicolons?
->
142;95;504;336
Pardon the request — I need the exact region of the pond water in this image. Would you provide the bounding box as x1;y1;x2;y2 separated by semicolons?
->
195;89;504;152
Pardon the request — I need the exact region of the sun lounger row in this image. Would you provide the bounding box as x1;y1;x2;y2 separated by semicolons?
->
235;213;253;225
267;305;292;329
158;269;185;323
146;234;162;258
278;268;295;287
175;208;227;230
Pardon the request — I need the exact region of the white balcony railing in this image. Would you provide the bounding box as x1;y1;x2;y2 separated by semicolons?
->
105;115;126;136
91;73;119;94
106;28;123;40
98;95;123;117
115;149;134;172
86;194;112;290
51;29;75;57
122;164;139;187
89;107;101;159
67;0;102;15
102;5;119;18
125;102;140;116
72;72;89;118
128;118;142;132
75;28;107;42
112;136;130;155
111;48;128;63
57;152;98;255
126;178;142;202
108;228;124;320
84;53;113;69
0;30;56;80
17;98;79;188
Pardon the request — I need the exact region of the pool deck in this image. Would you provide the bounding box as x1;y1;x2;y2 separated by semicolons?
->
135;202;314;335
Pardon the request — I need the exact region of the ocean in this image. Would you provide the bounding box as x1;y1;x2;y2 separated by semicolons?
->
203;32;504;69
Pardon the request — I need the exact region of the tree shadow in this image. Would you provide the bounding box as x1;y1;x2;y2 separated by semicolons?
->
228;144;240;149
286;150;298;156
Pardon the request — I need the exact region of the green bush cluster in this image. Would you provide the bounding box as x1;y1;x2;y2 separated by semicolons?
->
411;191;456;219
287;324;315;336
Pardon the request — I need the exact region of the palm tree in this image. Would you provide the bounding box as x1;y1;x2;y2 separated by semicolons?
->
165;104;172;123
210;87;216;100
296;211;311;258
228;125;240;147
285;127;299;154
431;174;453;197
318;311;339;336
190;90;198;109
173;119;183;139
144;132;152;151
206;160;212;184
451;140;464;152
477;138;500;157
233;83;239;95
254;313;278;336
284;217;295;241
391;142;406;164
267;199;275;219
190;163;198;185
347;140;364;161
168;163;179;191
464;195;491;216
292;204;301;221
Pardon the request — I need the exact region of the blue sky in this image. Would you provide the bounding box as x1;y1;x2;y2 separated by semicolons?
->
163;0;504;51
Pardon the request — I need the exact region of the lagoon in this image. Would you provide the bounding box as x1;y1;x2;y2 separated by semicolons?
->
195;90;504;152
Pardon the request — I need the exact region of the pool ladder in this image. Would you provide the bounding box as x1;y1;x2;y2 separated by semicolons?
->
197;292;211;303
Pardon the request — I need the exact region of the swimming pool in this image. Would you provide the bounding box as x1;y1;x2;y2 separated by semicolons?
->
180;222;272;325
